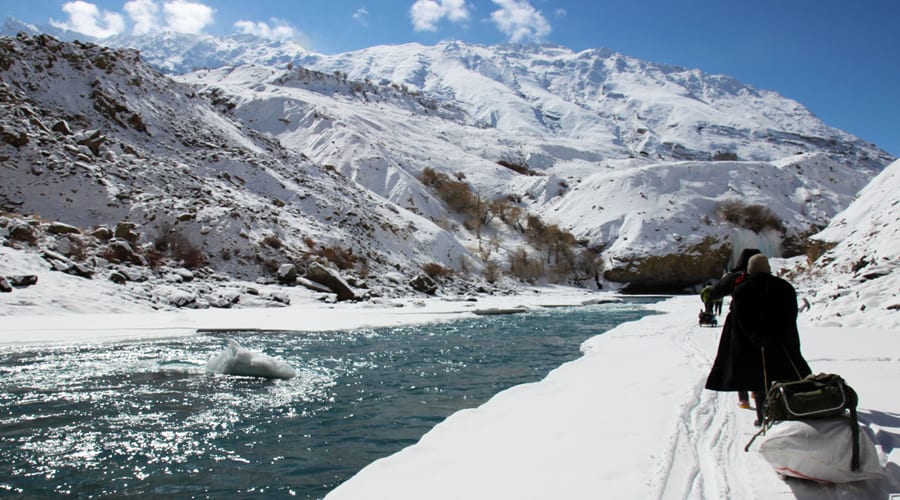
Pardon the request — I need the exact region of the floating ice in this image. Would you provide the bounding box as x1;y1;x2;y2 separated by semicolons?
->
206;339;296;379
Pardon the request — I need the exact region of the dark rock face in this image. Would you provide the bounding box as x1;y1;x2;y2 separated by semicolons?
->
47;221;81;235
305;262;356;301
276;264;298;285
604;238;732;293
1;274;38;292
8;275;38;287
409;274;438;295
8;221;37;244
105;239;143;265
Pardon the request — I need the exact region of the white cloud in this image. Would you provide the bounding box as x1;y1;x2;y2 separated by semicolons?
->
124;0;160;35
490;0;551;43
234;19;303;43
410;0;469;32
162;0;214;34
50;1;216;37
353;8;370;27
50;1;126;38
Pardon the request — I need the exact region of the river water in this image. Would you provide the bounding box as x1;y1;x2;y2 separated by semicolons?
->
0;298;659;498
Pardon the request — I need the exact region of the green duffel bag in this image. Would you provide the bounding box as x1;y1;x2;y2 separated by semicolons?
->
765;373;855;420
747;373;862;472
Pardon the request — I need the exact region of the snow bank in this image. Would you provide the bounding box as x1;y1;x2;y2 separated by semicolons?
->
205;339;296;379
326;296;900;499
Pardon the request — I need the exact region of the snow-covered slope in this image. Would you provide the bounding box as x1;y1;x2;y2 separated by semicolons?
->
301;42;888;169
793;159;900;328
0;34;474;298
173;42;890;290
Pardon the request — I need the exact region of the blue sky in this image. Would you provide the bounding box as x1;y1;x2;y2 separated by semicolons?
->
2;0;897;157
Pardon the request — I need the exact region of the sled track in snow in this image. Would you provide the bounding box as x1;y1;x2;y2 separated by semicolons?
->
654;321;756;499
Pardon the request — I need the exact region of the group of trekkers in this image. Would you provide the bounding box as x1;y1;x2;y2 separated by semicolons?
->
701;248;812;425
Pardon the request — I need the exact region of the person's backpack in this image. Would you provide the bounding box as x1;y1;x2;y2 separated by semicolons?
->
746;373;861;471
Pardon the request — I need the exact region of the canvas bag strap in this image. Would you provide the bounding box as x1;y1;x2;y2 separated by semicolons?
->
782;344;803;380
849;403;860;471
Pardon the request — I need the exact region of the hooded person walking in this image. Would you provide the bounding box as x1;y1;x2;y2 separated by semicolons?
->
704;253;812;424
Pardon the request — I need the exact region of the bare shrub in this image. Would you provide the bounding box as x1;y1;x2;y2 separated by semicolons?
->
261;258;281;274
483;259;502;283
525;215;578;266
804;238;837;265
571;248;602;286
422;262;454;279
718;200;784;233
174;241;206;269
144;247;166;269
153;226;207;269
509;248;543;283
314;245;358;270
419;167;480;224
261;233;283;249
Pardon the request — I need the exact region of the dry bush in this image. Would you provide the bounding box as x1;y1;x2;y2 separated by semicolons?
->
525;215;578;265
260;258;281;274
422;262;454;279
175;241;206;269
153;227;207;269
144;247;166;269
804;238;837;265
718;200;784;233
509;248;544;283
483;259;502;283
314;245;358;270
569;248;602;286
419;167;480;222
261;233;283;249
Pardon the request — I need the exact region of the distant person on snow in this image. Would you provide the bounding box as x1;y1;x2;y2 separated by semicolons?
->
704;253;812;425
700;284;714;314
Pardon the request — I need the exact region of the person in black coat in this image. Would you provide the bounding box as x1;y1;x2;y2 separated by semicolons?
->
708;248;760;303
705;254;812;424
706;248;760;408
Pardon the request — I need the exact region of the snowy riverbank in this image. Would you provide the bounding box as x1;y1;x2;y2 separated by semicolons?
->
325;295;900;499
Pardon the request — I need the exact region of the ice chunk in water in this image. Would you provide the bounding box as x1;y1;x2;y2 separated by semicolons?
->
206;339;296;379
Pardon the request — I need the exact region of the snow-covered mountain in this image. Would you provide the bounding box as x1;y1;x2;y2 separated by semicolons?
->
2;17;312;74
0;34;473;300
0;25;895;298
793;158;900;328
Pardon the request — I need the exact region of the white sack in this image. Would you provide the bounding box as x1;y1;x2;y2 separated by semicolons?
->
758;417;884;484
